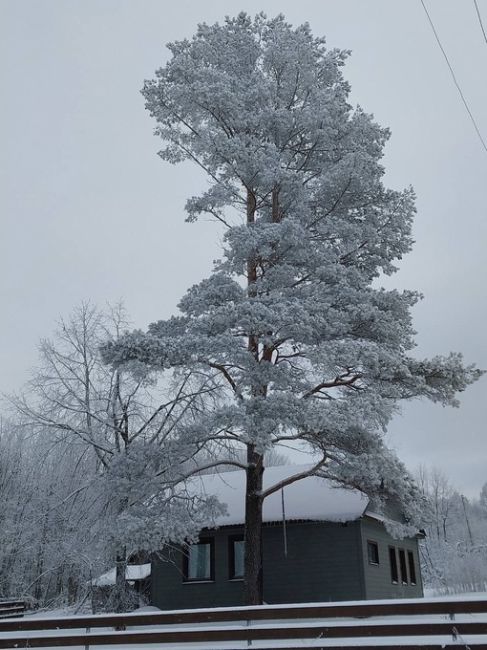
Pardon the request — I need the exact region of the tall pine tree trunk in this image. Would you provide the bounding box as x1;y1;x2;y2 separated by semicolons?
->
113;486;129;612
243;444;264;604
243;188;265;604
113;548;128;613
242;187;281;605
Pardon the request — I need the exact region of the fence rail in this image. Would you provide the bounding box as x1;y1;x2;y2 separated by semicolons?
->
1;598;487;632
0;601;25;620
0;597;485;648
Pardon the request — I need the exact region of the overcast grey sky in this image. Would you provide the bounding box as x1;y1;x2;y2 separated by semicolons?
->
1;0;486;496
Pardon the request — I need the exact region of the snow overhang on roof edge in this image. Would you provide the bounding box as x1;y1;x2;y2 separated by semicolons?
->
189;464;370;528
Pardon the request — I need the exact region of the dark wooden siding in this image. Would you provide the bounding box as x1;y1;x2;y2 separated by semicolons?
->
262;521;365;604
359;517;423;599
151;526;244;610
151;521;366;610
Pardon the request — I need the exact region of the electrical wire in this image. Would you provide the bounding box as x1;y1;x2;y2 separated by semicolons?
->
420;0;487;154
473;0;487;45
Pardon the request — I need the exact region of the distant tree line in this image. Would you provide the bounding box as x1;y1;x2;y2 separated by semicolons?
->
0;303;227;611
417;466;487;595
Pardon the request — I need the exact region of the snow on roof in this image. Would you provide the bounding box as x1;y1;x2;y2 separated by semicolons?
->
92;563;151;587
191;464;369;527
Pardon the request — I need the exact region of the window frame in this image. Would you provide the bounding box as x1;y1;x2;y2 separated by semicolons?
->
407;550;417;585
228;534;245;581
388;546;399;584
398;548;408;585
182;537;215;583
366;540;380;566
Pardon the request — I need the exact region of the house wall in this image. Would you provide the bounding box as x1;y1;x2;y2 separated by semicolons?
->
151;520;365;610
151;527;243;610
262;520;365;604
360;517;423;599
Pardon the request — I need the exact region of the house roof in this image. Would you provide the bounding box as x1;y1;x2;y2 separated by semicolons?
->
91;563;151;587
192;464;369;527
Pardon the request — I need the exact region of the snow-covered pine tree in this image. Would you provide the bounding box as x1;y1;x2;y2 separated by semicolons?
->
102;14;482;604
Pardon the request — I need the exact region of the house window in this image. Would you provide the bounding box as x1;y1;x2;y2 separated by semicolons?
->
183;538;214;582
389;546;398;583
229;535;245;579
367;541;379;565
408;550;417;585
398;549;408;584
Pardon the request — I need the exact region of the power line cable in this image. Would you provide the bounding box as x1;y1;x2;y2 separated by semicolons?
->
473;0;487;45
420;0;487;154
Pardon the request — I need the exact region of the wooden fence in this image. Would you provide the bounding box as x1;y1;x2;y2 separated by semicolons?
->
0;597;485;648
0;601;25;620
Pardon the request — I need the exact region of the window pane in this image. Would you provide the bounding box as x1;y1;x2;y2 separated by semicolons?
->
408;550;417;585
188;543;211;580
399;549;408;584
367;541;379;565
389;547;398;583
233;540;245;578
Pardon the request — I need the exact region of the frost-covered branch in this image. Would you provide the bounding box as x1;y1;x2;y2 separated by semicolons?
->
261;457;327;499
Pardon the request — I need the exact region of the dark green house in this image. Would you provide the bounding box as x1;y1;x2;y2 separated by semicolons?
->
151;466;423;609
